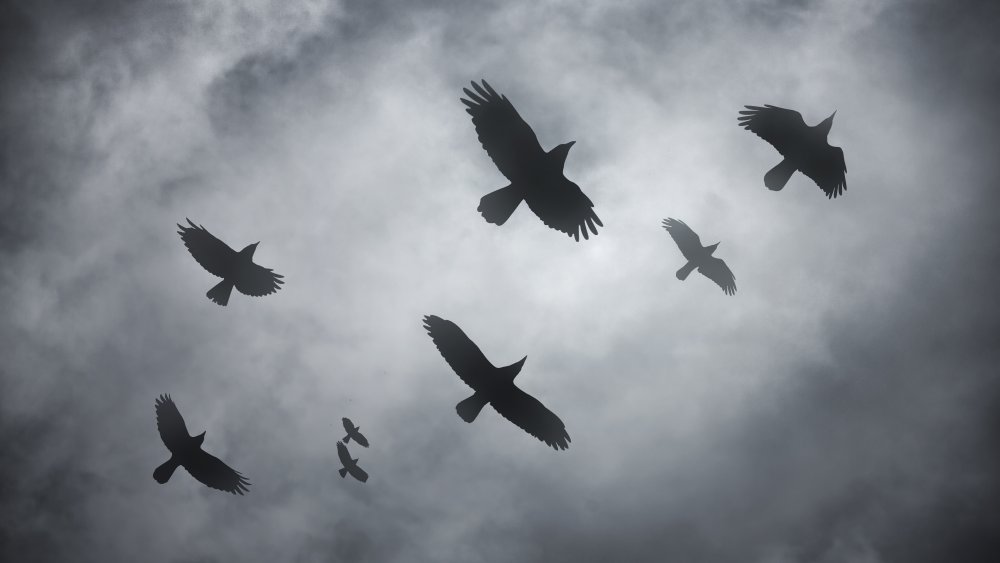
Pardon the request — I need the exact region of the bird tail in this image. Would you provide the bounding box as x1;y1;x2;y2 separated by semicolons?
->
477;184;523;225
206;279;235;306
342;434;351;444
153;456;180;484
339;467;348;478
456;392;489;423
764;158;796;191
676;261;697;280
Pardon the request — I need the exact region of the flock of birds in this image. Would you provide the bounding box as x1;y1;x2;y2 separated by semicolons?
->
157;79;847;494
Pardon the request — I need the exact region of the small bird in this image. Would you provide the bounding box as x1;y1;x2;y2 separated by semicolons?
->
423;315;570;450
662;218;736;295
337;441;369;483
738;105;846;198
153;394;251;495
461;80;603;241
177;219;284;306
341;417;369;448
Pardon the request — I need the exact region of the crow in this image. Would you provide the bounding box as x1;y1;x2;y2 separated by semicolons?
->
662;218;736;295
423;315;570;450
738;105;847;198
177;219;284;306
461;80;603;241
337;441;369;483
153;394;251;495
341;417;369;448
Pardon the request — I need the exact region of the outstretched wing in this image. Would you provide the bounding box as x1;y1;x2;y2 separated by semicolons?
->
423;315;495;391
155;394;191;452
661;218;703;260
491;385;571;450
234;263;284;297
182;449;251;495
738;105;807;155
341;417;353;433
348;465;369;483
800;144;847;199
353;431;370;448
698;257;737;296
524;181;603;242
461;80;546;183
336;441;352;466
177;219;237;278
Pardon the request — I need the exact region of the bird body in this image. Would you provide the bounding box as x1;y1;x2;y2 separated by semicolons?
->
341;417;369;448
336;441;369;483
662;218;736;295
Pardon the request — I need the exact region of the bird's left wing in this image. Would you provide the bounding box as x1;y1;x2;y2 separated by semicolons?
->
423;315;495;391
336;441;351;466
461;80;546;183
490;385;571;450
661;218;703;260
234;263;284;297
523;183;603;241
698;257;737;296
799;144;847;199
349;465;369;483
177;219;237;278
155;394;191;451
353;431;370;448
183;449;251;495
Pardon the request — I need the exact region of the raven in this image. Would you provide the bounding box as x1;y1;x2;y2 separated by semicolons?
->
341;417;369;448
153;394;251;495
738;105;847;198
337;441;369;483
461;80;603;241
662;218;736;295
423;315;570;450
177;218;284;306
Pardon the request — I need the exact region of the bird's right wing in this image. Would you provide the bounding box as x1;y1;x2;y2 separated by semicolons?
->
461;80;546;183
349;465;369;483
799;144;847;199
336;441;351;465
233;263;284;297
423;315;494;391
354;432;370;448
177;219;237;278
490;385;570;450
155;394;191;451
661;218;703;260
183;449;251;495
737;105;807;156
698;257;737;296
523;183;603;241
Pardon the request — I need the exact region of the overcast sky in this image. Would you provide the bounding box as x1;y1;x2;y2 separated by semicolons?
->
2;0;999;561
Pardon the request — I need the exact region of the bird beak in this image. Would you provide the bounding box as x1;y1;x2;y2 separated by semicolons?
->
830;111;837;120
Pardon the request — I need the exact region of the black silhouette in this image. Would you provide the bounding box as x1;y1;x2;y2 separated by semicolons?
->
337;441;369;483
461;80;603;241
341;417;369;448
153;394;251;495
738;105;846;198
662;218;736;295
422;315;570;450
177;219;284;306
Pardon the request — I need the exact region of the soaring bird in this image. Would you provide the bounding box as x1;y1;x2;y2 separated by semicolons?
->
662;218;736;295
341;417;369;448
461;80;602;241
738;105;846;199
153;394;251;495
422;315;570;450
177;218;284;306
337;441;369;483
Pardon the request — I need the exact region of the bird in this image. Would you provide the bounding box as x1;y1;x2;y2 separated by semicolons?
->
422;315;570;450
337;441;369;483
738;104;847;198
152;394;251;495
461;79;603;241
176;218;284;306
341;417;369;448
662;218;736;295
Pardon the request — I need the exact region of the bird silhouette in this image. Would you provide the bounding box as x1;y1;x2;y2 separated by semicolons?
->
662;218;736;295
738;105;846;198
422;315;570;450
177;218;284;306
341;417;369;448
461;80;603;241
337;441;369;483
153;394;251;495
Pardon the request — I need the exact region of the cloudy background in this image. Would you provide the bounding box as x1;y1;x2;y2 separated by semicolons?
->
1;0;999;561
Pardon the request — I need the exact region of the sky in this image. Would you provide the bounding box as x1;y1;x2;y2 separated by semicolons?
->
1;0;999;561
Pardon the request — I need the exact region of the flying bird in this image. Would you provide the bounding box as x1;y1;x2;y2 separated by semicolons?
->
461;79;603;241
422;315;570;450
341;417;369;448
153;394;251;495
337;441;369;483
738;105;846;198
177;218;284;306
662;218;736;295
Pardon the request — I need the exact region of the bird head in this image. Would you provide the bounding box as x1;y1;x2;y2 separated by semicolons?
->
707;242;720;255
194;431;206;446
818;111;836;136
505;356;528;379
239;242;260;258
550;141;576;171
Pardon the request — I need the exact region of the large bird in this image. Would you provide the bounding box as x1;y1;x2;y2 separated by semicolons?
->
461;80;603;241
341;417;369;448
177;218;284;306
662;218;736;295
738;104;846;198
422;315;570;450
337;441;369;483
153;394;251;495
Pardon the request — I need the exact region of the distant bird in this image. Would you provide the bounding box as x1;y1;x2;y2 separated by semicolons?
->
177;218;284;306
461;80;602;241
341;417;369;448
422;315;570;450
738;105;846;198
153;394;251;495
662;218;736;295
337;441;369;483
